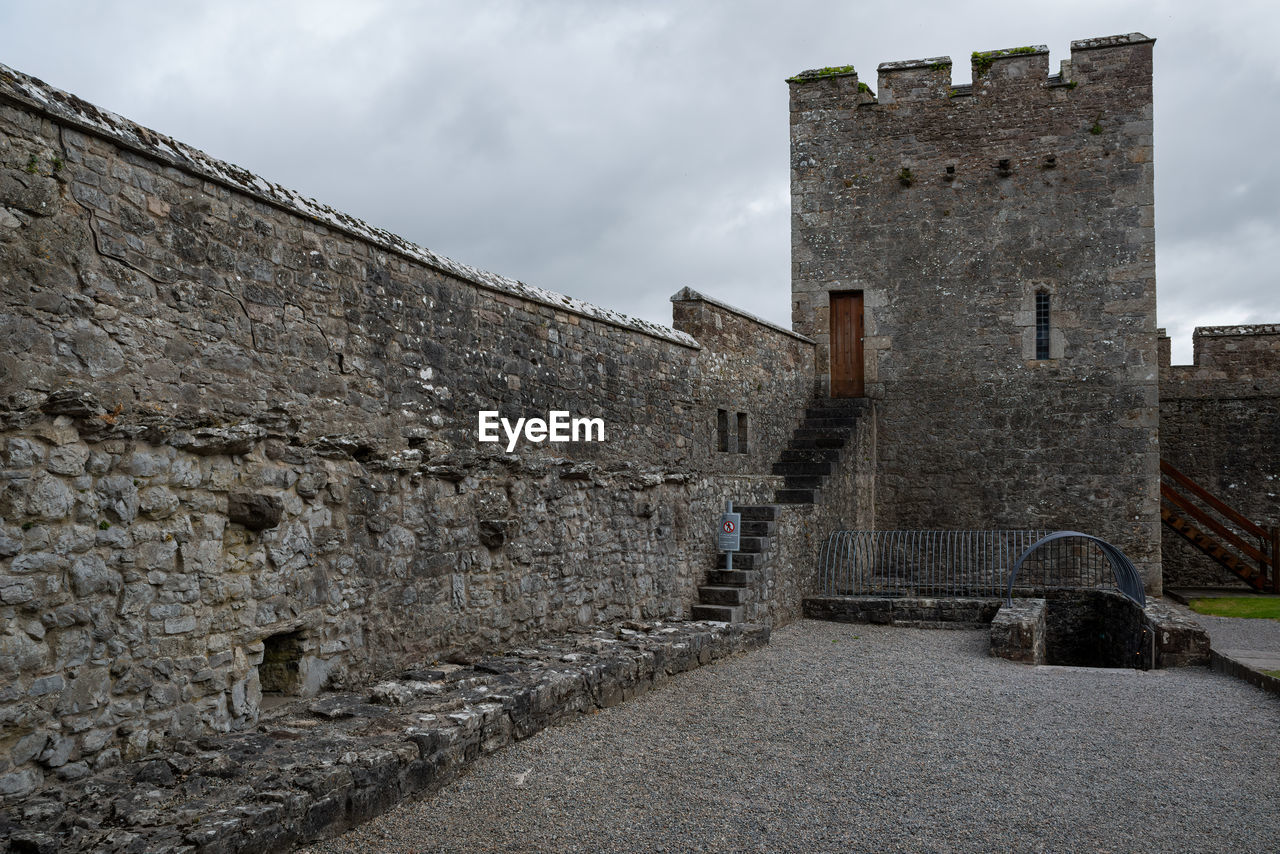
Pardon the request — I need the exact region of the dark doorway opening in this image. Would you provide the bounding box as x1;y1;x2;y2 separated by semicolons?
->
259;630;304;704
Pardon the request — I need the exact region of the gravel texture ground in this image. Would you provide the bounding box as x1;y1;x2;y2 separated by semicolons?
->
301;619;1280;854
1194;610;1280;653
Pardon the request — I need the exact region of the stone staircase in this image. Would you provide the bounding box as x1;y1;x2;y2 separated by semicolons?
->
772;397;867;504
691;504;778;622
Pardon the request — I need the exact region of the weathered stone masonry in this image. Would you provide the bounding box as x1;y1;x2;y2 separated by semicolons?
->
0;65;818;799
788;34;1160;588
1159;325;1280;588
1;29;1270;822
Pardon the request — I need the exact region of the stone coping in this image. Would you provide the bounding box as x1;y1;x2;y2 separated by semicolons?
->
803;595;1002;628
876;56;952;73
670;287;815;344
1193;324;1280;338
0;620;769;853
1070;33;1154;51
0;63;699;351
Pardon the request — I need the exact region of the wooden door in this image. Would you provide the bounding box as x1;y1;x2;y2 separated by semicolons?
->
829;292;864;398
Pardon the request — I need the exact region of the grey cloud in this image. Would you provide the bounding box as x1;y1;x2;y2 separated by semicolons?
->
0;0;1276;352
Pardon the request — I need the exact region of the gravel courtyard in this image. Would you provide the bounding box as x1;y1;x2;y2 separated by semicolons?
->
304;619;1280;853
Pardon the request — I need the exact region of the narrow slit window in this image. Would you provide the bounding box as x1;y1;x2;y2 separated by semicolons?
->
736;413;748;454
716;409;729;452
1035;291;1051;360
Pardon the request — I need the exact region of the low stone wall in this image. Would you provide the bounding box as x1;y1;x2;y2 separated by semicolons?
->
0;619;768;852
1210;650;1280;698
1145;601;1211;668
990;592;1208;669
802;596;1002;628
989;599;1046;664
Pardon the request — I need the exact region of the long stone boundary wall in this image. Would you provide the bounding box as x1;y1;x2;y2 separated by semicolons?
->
0;65;815;801
1159;326;1280;588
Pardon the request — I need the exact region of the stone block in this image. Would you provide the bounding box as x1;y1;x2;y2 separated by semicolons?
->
989;599;1046;664
227;492;283;531
164;616;197;635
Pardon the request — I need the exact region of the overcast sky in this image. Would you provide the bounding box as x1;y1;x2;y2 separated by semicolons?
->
2;0;1276;364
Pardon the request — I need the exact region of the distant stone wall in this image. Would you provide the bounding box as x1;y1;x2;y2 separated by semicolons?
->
1160;326;1280;588
788;34;1160;589
0;66;816;799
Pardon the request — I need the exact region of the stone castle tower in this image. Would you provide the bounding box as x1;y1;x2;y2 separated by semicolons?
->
787;34;1161;588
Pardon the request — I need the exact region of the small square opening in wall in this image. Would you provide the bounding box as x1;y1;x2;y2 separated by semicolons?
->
259;630;304;698
716;409;729;452
736;413;749;454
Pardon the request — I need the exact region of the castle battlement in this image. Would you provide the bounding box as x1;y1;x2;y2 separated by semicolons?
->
789;32;1153;106
788;31;1160;589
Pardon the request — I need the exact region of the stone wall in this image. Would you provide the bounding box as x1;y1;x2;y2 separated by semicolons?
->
989;593;1207;668
788;34;1161;590
0;65;817;799
1159;325;1280;588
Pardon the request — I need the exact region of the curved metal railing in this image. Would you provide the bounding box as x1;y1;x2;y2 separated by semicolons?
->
818;529;1130;600
1006;531;1145;606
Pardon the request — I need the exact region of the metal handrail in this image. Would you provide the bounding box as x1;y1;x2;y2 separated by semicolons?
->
1005;531;1145;607
1160;459;1278;591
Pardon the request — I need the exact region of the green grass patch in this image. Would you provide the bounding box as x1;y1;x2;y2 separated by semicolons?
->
1265;670;1280;679
1188;597;1280;621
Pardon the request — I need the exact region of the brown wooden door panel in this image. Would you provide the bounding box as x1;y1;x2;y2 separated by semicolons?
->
830;292;864;397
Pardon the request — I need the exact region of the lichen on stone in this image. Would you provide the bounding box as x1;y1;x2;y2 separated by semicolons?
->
971;46;1039;76
787;65;857;83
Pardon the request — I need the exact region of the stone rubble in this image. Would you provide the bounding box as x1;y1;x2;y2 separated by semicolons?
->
0;619;767;853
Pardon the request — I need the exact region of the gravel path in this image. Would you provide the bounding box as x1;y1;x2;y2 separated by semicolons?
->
1194;611;1280;652
302;620;1280;854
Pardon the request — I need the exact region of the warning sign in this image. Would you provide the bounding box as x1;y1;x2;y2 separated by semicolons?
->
718;511;741;552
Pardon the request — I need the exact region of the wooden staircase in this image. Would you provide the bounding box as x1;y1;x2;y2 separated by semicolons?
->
1160;460;1279;592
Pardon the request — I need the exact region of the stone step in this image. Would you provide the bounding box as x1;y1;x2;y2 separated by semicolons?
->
707;569;760;586
792;426;852;441
804;407;862;421
779;448;842;463
716;551;762;570
772;460;835;477
736;535;770;553
810;398;869;412
698;585;748;606
800;416;859;429
691;604;743;623
774;488;818;504
736;505;779;522
740;520;775;537
783;475;823;489
788;431;851;449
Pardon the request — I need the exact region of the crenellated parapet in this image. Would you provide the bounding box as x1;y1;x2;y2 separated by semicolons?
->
788;32;1153;106
1162;325;1280;387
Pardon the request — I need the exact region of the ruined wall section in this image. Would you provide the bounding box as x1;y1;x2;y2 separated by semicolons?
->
788;34;1160;588
0;67;813;798
1160;326;1280;588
